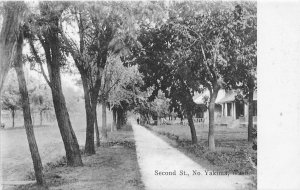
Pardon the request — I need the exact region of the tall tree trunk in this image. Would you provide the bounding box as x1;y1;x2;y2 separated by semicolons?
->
30;5;83;166
208;101;215;151
14;32;46;186
208;85;220;151
32;111;35;126
46;36;83;165
0;2;26;94
187;109;197;144
116;108;122;130
94;108;100;147
0;103;2;126
12;109;15;128
40;111;43;126
121;109;127;126
248;81;255;142
81;75;95;155
101;100;108;141
112;109;117;131
49;67;83;166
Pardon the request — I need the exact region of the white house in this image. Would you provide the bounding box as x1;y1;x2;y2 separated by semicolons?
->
193;89;257;128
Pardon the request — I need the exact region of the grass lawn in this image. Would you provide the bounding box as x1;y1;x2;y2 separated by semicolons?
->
15;124;144;190
145;123;257;178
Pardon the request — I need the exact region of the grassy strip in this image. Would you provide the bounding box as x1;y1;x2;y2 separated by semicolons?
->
17;124;144;190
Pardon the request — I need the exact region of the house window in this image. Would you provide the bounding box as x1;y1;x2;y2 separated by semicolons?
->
227;103;232;116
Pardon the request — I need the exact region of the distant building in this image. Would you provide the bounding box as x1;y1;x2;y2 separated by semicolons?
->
193;90;257;128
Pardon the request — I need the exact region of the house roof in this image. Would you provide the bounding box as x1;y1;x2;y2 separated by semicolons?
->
193;94;205;104
193;90;225;104
216;90;236;104
216;90;257;104
193;89;257;105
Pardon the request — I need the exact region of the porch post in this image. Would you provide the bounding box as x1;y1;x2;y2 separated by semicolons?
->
221;104;224;116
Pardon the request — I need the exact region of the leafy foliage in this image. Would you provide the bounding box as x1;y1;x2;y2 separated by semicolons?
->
1;72;21;112
103;55;144;109
30;82;53;114
134;1;256;147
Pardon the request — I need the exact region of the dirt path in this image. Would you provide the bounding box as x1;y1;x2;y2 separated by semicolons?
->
131;121;250;190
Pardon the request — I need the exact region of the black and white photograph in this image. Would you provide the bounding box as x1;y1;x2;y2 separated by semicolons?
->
0;0;299;190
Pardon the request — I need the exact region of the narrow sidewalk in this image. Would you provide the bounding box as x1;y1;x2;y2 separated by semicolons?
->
131;121;250;190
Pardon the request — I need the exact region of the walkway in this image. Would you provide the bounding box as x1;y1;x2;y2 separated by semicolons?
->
131;121;250;190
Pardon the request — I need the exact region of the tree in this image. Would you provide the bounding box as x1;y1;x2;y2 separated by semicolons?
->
31;83;53;126
61;1;147;153
14;29;45;186
60;2;118;154
152;90;171;122
133;1;257;148
0;1;26;95
98;55;123;141
27;2;83;166
0;99;2;127
165;2;255;150
106;56;144;129
134;22;200;144
134;89;171;125
1;72;21;128
168;78;199;144
231;3;257;142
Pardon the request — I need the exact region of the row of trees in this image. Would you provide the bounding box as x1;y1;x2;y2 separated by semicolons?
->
0;1;256;187
133;1;257;149
1;71;56;128
0;1;156;187
0;71;84;128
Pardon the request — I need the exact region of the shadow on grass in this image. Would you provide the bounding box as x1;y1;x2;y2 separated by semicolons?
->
17;123;144;190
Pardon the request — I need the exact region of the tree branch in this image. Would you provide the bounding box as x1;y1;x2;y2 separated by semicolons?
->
58;20;84;66
200;45;215;82
28;40;52;88
105;78;121;97
37;34;52;68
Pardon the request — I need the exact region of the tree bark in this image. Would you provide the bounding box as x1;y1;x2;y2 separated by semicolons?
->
112;109;117;131
32;111;35;126
0;2;26;95
81;75;96;155
14;32;46;186
116;108;122;130
94;108;100;147
208;101;215;151
248;81;255;142
63;11;105;155
187;109;197;144
101;100;108;141
116;108;127;129
121;109;127;126
208;84;220;151
0;103;2;126
11;109;15;128
50;66;83;166
30;5;83;166
47;35;82;165
40;111;43;126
